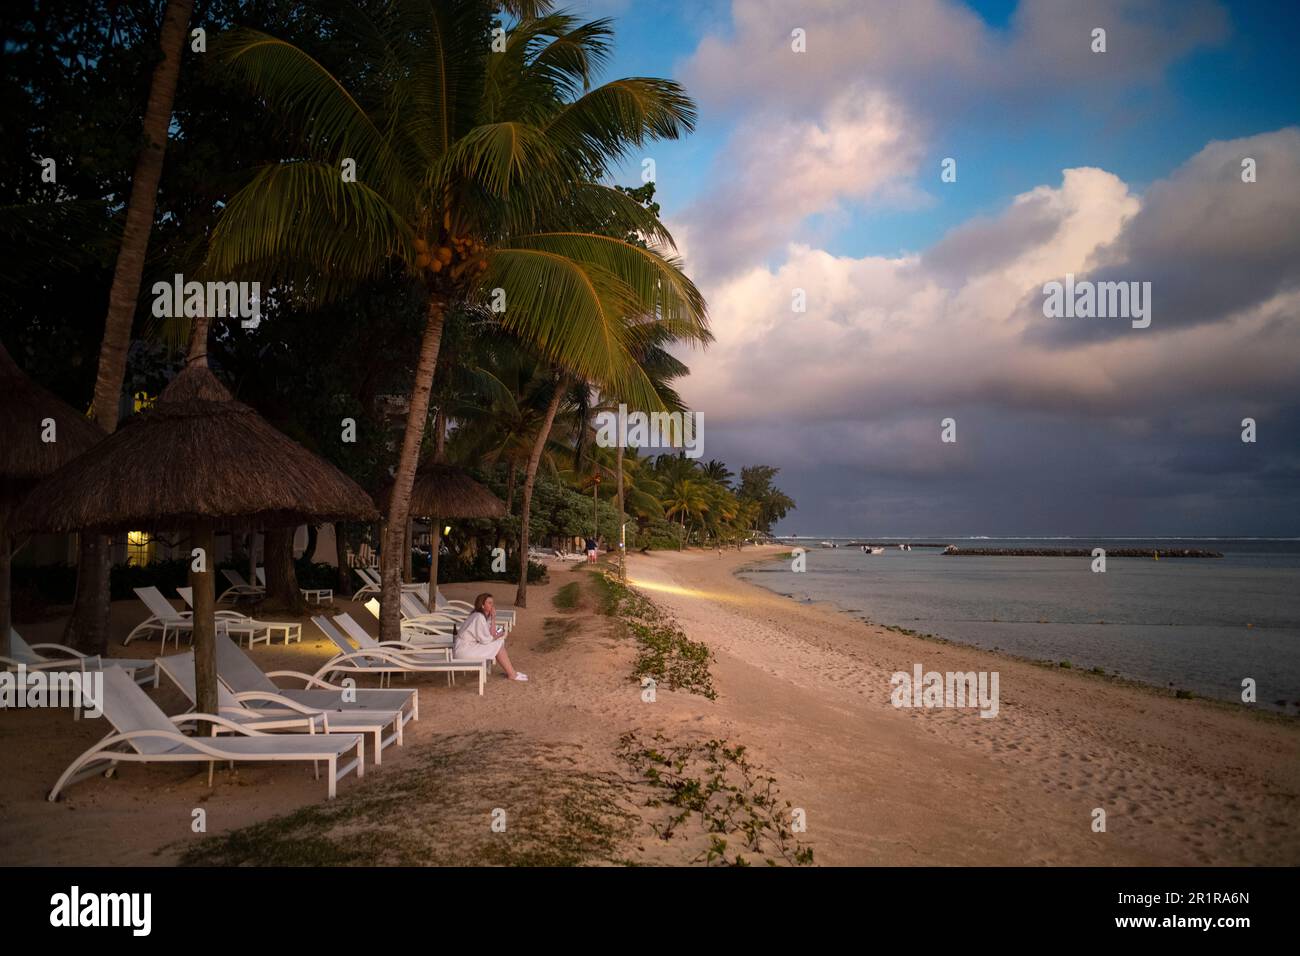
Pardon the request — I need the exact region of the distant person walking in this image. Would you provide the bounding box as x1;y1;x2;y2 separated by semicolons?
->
586;536;598;564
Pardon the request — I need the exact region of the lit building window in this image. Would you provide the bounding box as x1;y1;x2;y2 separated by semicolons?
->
126;531;154;567
133;391;155;412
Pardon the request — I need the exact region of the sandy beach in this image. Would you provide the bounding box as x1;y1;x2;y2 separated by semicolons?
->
2;545;1297;866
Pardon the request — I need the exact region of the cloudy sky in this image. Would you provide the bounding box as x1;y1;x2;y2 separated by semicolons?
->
575;0;1300;536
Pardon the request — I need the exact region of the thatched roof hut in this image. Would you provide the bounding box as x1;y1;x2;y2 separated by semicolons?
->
15;363;378;535
0;340;106;656
0;341;104;515
377;463;506;519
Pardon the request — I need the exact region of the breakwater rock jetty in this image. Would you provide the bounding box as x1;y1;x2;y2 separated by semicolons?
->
940;546;1223;558
843;542;951;549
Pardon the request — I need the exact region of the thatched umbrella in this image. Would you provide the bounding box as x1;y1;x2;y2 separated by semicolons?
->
377;463;507;520
376;462;506;586
16;353;378;715
0;341;105;657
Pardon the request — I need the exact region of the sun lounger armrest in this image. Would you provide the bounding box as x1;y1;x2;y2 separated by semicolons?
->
265;670;349;690
30;642;90;659
220;703;321;732
232;690;326;716
322;649;428;668
405;613;461;624
402;620;457;634
3;654;90;672
166;712;269;736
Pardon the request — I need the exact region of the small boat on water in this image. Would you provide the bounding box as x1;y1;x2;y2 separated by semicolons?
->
863;546;884;555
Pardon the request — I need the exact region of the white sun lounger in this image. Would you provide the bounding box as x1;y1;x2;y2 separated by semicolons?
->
217;568;266;604
396;593;462;635
352;566;424;601
48;667;364;801
128;585;263;649
213;633;417;726
350;566;381;601
156;652;324;734
312;615;488;695
4;628;157;687
414;585;516;630
177;587;300;645
364;597;456;644
335;610;461;688
158;651;402;766
254;567;333;605
124;586;239;649
351;606;477;688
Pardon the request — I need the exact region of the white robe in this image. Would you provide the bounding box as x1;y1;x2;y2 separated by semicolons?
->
453;611;505;661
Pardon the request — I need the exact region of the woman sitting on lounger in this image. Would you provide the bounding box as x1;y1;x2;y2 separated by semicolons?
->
454;593;527;682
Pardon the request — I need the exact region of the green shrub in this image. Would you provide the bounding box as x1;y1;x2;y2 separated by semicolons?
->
593;570;715;699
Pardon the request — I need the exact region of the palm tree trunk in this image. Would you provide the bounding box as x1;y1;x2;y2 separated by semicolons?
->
190;521;218;720
428;408;445;587
0;520;11;660
429;519;441;588
333;522;351;595
65;0;193;655
379;297;446;644
402;517;413;583
615;443;625;580
182;313;221;717
515;379;565;608
263;526;303;614
63;536;111;654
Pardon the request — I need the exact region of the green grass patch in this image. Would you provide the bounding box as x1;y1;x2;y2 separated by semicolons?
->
552;581;582;611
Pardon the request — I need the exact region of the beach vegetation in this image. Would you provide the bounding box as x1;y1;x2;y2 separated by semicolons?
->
553;581;582;610
176;731;640;867
618;732;815;866
592;569;716;699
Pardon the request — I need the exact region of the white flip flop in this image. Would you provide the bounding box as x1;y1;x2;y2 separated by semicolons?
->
512;672;529;682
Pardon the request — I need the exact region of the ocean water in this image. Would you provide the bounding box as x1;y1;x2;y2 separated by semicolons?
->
741;538;1300;711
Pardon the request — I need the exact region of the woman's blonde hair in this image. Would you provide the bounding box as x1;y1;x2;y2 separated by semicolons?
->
473;592;493;615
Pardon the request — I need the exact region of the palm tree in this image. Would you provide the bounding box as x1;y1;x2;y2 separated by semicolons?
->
570;315;695;576
701;459;733;486
62;0;194;653
663;475;708;547
203;2;706;639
